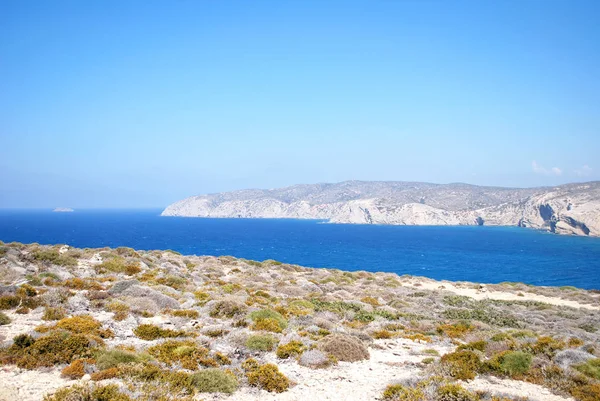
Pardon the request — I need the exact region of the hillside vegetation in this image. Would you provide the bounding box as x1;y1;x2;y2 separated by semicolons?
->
0;241;599;400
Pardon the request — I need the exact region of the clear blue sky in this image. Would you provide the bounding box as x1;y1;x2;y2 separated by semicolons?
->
1;0;599;208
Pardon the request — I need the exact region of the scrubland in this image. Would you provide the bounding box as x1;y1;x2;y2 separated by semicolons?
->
0;241;599;401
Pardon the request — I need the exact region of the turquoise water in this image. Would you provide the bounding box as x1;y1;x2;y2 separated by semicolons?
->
1;209;599;289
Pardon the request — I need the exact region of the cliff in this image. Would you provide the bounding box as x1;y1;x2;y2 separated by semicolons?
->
162;181;600;236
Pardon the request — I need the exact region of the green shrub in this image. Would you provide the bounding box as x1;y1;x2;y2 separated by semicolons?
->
498;351;532;376
246;363;290;393
436;383;478;401
382;384;425;400
276;340;305;359
246;334;277;351
574;358;600;380
0;311;10;325
190;368;238;394
440;350;481;380
32;249;78;267
96;349;144;370
249;309;288;332
147;340;212;370
95;256;140;275
133;324;186;340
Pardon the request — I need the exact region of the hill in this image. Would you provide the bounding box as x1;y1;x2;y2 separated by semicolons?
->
162;181;600;236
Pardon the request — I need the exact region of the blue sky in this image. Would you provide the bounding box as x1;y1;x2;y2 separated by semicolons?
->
1;0;599;208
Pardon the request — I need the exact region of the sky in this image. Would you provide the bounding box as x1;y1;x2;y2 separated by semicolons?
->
1;0;599;208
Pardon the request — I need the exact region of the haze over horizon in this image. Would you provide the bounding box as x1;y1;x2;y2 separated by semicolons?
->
1;1;599;208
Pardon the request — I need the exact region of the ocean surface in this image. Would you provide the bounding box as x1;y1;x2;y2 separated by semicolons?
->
1;209;599;289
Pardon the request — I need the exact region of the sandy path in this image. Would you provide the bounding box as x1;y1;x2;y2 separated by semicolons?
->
402;278;599;310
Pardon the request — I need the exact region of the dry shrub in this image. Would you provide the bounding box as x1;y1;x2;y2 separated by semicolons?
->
246;363;290;393
298;349;336;369
91;367;120;381
276;340;305;359
209;300;247;318
440;350;481;380
61;358;89;379
319;334;369;362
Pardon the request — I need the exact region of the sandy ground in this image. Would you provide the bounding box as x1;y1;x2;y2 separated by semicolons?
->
401;277;599;311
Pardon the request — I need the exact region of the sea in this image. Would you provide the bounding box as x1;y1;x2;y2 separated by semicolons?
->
1;209;599;290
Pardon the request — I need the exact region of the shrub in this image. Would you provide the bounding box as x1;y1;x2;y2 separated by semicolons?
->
209;300;246;318
457;340;487;352
246;363;290;393
276;340;305;359
497;351;533;376
440;350;481;380
527;336;565;357
13;334;35;348
14;331;95;369
0;295;20;309
190;368;238;394
95;257;141;275
0;311;10;325
107;301;129;321
61;359;88;379
43;384;132;401
373;329;394;339
319;334;369;362
96;349;142;370
16;306;30;314
571;384;600;401
32;249;77;267
574;358;600;380
382;384;425;401
133;324;186;340
361;296;380;306
249;309;288;332
42;307;66;321
147;340;210;370
170;309;200;319
436;383;478;401
246;334;277;351
298;349;336;369
287;299;315;316
252;317;284;333
437;322;474;339
214;352;231;365
55;315;113;338
91;367;120;381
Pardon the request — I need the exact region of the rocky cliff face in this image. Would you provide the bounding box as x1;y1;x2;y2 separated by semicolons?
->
161;181;600;236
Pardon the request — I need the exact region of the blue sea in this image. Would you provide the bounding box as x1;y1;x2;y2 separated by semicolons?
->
1;209;599;289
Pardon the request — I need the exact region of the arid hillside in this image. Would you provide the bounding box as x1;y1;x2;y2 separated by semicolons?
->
0;241;599;400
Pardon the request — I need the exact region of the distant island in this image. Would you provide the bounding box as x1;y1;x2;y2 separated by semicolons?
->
162;180;600;237
52;207;74;212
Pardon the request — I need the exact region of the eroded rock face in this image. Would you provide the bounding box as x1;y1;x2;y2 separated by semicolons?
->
161;181;600;236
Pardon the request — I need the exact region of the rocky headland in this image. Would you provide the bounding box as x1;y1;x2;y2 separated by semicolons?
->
162;181;600;237
0;241;599;400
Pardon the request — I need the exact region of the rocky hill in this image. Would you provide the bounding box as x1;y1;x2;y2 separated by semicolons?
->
0;242;599;400
162;181;600;237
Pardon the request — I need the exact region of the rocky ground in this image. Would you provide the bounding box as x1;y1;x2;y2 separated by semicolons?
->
0;241;599;401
